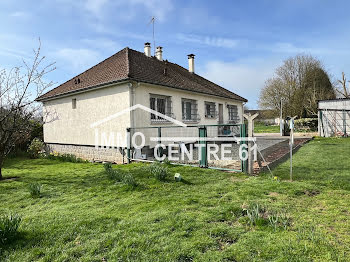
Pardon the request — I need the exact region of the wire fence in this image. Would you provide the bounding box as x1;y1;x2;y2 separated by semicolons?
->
319;109;350;137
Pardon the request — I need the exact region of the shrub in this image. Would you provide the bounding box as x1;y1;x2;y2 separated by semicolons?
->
294;118;318;132
27;138;45;159
0;213;21;244
149;162;169;181
28;183;42;198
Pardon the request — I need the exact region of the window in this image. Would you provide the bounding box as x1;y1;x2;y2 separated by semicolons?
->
205;102;216;118
228;105;239;123
182;98;199;122
72;99;77;109
150;94;172;121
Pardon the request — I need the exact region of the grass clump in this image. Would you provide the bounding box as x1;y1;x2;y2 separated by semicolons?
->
149;161;169;181
28;182;42;198
241;203;291;230
103;163;137;187
44;152;88;163
0;214;21;244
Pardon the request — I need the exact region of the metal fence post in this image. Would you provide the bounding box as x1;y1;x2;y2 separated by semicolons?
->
126;128;131;163
198;126;208;168
157;127;163;159
343;110;346;136
240;124;248;173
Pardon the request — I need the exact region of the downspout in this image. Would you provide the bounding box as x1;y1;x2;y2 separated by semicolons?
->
128;82;137;129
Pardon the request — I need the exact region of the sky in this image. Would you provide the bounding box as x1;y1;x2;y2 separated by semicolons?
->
1;0;350;108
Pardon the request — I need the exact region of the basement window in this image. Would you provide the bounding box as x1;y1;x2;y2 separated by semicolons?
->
72;98;77;109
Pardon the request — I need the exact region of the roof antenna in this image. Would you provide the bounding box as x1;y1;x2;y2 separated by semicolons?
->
148;16;156;55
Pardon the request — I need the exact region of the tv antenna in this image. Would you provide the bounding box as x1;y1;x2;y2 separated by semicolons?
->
148;16;156;55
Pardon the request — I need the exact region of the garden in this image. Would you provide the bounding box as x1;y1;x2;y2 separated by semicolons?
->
0;137;350;261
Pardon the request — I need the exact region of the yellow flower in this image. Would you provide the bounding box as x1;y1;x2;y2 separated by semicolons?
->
274;176;278;180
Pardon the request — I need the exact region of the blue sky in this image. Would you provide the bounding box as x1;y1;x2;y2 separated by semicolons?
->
1;0;350;108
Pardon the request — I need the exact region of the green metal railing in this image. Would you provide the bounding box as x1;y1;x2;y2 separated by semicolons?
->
126;123;247;172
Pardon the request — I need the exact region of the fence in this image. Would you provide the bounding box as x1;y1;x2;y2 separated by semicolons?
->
319;109;350;137
126;124;248;172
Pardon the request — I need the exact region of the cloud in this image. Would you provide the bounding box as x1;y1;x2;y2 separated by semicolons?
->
55;48;102;72
84;0;109;19
9;11;29;18
81;38;121;52
177;33;238;49
199;59;280;108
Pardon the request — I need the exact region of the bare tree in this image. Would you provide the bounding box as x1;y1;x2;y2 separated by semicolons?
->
0;40;55;179
336;72;350;98
259;54;335;118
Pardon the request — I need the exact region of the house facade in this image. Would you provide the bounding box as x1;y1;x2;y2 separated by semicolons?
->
37;44;247;163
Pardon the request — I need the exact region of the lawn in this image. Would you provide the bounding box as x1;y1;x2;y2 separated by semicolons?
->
254;123;280;133
1;137;350;261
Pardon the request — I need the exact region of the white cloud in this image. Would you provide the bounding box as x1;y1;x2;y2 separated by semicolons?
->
84;0;109;18
81;38;121;52
9;11;29;18
199;59;280;108
55;48;102;72
177;33;238;49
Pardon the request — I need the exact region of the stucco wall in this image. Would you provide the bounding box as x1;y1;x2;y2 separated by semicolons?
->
133;83;244;127
43;83;131;147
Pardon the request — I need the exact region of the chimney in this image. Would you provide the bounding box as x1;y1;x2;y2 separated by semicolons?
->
188;54;195;73
144;42;151;57
155;46;163;61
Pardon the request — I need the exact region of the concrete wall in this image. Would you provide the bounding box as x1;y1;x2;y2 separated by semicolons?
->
43;83;131;147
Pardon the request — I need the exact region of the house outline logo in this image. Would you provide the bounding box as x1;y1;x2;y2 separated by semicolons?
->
90;104;187;128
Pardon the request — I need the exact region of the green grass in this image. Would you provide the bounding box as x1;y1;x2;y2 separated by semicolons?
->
254;123;280;133
1;137;350;261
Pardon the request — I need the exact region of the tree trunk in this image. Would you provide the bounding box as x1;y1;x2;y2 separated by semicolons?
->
0;166;2;180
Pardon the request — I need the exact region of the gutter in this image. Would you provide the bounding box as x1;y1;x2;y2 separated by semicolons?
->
36;78;248;103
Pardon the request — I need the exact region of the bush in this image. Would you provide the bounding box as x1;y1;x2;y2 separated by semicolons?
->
294;118;318;132
27;138;45;159
0;213;21;244
28;182;42;198
149;162;169;181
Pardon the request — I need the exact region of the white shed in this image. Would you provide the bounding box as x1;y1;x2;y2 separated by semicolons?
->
318;99;350;137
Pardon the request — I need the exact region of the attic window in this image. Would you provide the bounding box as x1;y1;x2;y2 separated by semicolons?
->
74;78;81;85
72;98;77;109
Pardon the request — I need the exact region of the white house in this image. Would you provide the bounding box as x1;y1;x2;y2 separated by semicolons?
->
37;43;247;163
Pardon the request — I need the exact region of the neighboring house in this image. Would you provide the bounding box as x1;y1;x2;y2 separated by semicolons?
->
37;43;247;163
244;109;280;125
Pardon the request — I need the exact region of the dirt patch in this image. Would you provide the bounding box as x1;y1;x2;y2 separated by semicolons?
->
295;189;320;197
268;192;280;197
0;176;20;182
